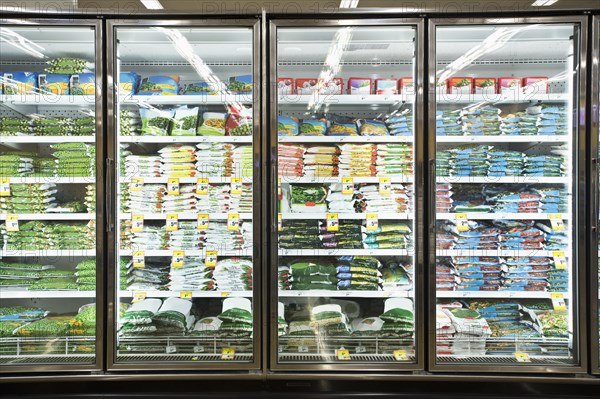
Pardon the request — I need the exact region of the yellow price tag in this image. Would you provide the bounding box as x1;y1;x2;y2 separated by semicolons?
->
336;348;351;361
172;250;185;268
222;347;235;360
341;177;353;195
6;214;19;232
455;213;469;232
205;249;218;267
366;213;379;231
197;213;209;229
277;177;282;198
130;177;144;192
0;179;10;197
393;350;409;361
379;177;391;195
552;251;568;269
131;214;144;232
133;251;145;268
231;177;242;194
549;214;565;231
278;213;283;231
196;178;209;195
132;291;146;303
221;291;230;297
167;177;180;195
227;213;240;231
180;291;192;300
551;293;567;311
166;214;178;231
514;352;531;363
326;213;339;231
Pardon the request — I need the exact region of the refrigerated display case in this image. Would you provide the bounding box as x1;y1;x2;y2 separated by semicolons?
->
429;17;587;372
269;20;424;370
592;15;600;376
106;20;261;370
0;20;103;372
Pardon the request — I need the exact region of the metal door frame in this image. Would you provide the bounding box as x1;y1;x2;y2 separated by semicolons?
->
427;15;589;374
267;17;426;372
0;17;105;374
105;18;263;372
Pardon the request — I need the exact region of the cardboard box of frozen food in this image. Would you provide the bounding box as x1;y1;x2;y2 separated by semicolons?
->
374;78;397;95
321;78;344;95
278;78;294;95
296;78;343;95
228;75;253;93
2;72;37;94
522;76;548;94
38;73;69;95
70;73;95;95
399;77;414;94
348;77;372;94
473;78;496;95
448;77;473;95
497;77;521;94
295;78;318;95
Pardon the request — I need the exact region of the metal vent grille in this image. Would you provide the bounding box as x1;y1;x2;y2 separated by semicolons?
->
437;58;567;65
345;43;390;51
437;356;576;366
0;355;94;365
279;354;415;363
117;353;253;362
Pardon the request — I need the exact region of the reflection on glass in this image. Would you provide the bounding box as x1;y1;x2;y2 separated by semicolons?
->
114;27;255;363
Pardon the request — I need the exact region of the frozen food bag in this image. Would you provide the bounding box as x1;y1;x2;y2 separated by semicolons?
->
138;75;180;95
70;73;95;95
38;74;70;95
228;75;252;93
198;112;226;136
226;106;253;136
299;119;327;136
358;119;389;136
171;106;199;136
140;108;174;136
2;72;37;94
184;82;218;95
278;116;299;136
119;72;140;95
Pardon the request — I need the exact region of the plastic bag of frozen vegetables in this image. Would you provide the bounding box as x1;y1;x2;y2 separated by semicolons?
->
225;106;253;136
171;106;199;136
198;112;226;136
140;108;173;136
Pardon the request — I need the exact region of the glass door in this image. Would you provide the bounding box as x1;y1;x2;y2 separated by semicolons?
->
108;20;260;369
592;15;600;376
271;21;422;369
430;18;585;372
0;21;102;371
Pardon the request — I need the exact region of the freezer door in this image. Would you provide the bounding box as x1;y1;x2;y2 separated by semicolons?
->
431;19;586;372
107;20;261;370
0;21;103;372
593;15;600;376
271;21;423;370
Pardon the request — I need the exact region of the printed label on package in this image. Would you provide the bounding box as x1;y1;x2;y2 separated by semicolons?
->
6;215;18;232
227;213;240;231
342;177;353;195
514;352;531;363
327;213;339;231
131;214;144;232
130;178;144;192
196;178;209;195
133;251;145;268
166;214;178;231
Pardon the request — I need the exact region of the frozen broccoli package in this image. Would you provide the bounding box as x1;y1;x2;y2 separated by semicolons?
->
2;72;37;94
198;112;226;136
140;108;174;136
171;106;199;136
119;72;141;95
38;74;70;95
138;75;180;96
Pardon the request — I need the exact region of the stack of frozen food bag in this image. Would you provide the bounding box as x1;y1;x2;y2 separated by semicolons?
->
324;184;354;213
379;298;414;339
204;221;247;251
436;258;458;291
123;153;161;178
438;220;499;251
436;150;451;177
357;183;412;213
536;221;568;250
168;221;205;250
336;255;383;291
0;183;57;213
125;225;168;251
436;110;462;136
436;305;457;355
162;184;199;213
85;184;96;212
304;146;339;178
536;187;568;213
487;149;525;177
196;143;232;176
461;106;501;136
450;184;491;213
524;154;566;177
159;144;197;177
337;144;375;177
119;110;142;136
502;256;551;292
527;104;569;136
278;144;305;178
0;152;35;177
217;298;253;338
167;256;215;291
449;145;489;177
125;184;165;213
0;116;29;136
439;302;491;355
376;144;413;176
51;143;95;177
498;220;544;251
436;183;453;212
213;258;253;291
385;109;413;136
362;222;412;250
454;256;503;292
289;259;337;291
228;145;253;178
125;261;169;291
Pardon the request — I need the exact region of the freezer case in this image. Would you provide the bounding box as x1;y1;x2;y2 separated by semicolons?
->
270;20;424;370
0;20;103;372
592;15;600;376
107;20;261;370
430;18;586;372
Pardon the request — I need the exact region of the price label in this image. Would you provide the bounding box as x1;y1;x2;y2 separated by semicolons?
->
167;177;180;195
220;291;230;297
196;178;209;195
172;250;185;268
166;214;178;231
133;251;145;268
278;213;282;231
166;345;177;354
342;177;354;195
180;291;192;300
549;214;565;231
231;177;242;194
277;178;282;198
205;249;218;267
298;345;309;353
327;213;339;231
514;352;531;363
393;350;409;361
551;293;567;311
0;179;10;196
227;213;240;231
356;346;367;354
336;348;351;361
130;177;144;192
193;345;205;353
379;177;391;195
552;251;568;269
197;213;209;229
455;214;469;232
131;214;144;232
132;291;146;303
221;347;235;360
6;214;18;232
366;213;379;231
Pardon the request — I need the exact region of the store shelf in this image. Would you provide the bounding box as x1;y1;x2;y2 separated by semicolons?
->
120;94;253;105
120;136;252;144
281;213;411;220
436;177;569;184
436;250;566;257
119;213;252;220
0;177;95;184
279;290;413;298
0;136;95;144
436;93;568;104
278;136;413;144
278;94;413;105
0;213;94;221
281;177;412;184
119;177;251;184
0;291;96;299
119;249;252;257
0;250;95;257
437;136;568;143
436;213;569;221
278;249;411;256
119;290;252;298
436;291;568;299
0;95;95;106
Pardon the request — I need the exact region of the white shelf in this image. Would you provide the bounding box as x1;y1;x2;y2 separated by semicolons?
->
281;213;411;220
119;177;252;184
0;290;95;299
120;136;252;144
119;290;252;298
281;177;412;184
120;250;252;257
278;94;413;105
278;249;411;256
0;95;95;106
1;177;95;184
279;290;413;298
121;94;253;105
437;213;569;221
436;291;568;299
437;136;568;143
0;213;94;221
436;177;568;184
119;213;252;220
0;250;95;257
0;136;95;143
278;136;413;144
436;93;568;104
436;250;567;257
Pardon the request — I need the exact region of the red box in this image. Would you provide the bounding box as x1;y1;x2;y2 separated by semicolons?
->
348;77;373;94
497;77;521;94
374;78;397;95
399;77;414;94
473;78;496;95
277;78;294;95
321;77;344;95
448;77;473;94
296;78;343;95
436;78;447;94
522;76;548;94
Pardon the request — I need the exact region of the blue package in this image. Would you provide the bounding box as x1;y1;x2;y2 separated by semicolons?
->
138;75;180;96
2;72;37;94
70;73;95;95
228;75;252;93
119;72;140;95
38;73;69;95
184;82;218;95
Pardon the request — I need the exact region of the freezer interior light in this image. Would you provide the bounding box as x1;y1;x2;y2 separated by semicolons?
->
531;0;559;6
140;0;164;9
